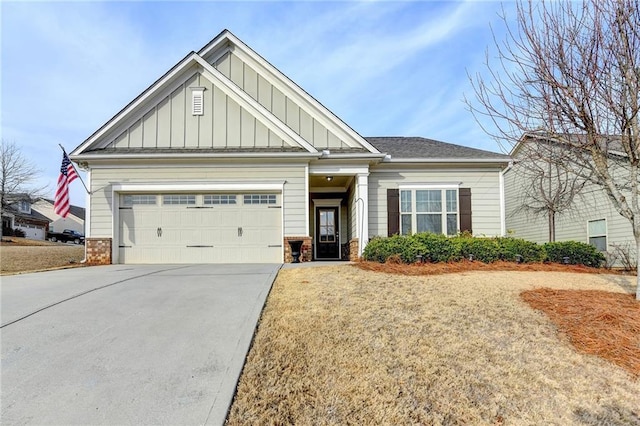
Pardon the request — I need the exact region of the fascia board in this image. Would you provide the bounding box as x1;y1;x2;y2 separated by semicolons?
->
387;158;511;164
194;56;318;153
309;165;370;175
70;152;321;162
197;29;233;58
317;153;386;160
72;52;201;156
509;133;532;156
219;33;380;154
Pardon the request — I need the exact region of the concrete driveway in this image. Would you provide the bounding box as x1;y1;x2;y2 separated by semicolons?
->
1;264;280;425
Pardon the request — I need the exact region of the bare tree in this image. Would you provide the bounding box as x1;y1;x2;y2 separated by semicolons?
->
510;138;587;242
467;0;640;299
0;140;46;238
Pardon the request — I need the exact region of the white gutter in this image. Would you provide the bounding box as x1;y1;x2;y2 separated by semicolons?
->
318;153;387;160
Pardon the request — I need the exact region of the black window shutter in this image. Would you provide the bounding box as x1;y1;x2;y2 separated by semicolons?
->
387;189;400;236
459;188;472;234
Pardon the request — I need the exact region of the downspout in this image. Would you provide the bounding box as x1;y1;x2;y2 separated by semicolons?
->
80;168;91;264
499;161;514;236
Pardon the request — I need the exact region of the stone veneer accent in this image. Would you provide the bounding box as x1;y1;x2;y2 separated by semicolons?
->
86;238;112;265
283;236;313;263
349;238;360;261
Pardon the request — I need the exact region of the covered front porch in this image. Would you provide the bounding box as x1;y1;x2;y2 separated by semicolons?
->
284;164;369;262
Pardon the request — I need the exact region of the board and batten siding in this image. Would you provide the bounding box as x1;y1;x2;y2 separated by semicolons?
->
212;51;355;151
103;72;293;150
368;167;504;238
89;164;307;237
504;168;635;256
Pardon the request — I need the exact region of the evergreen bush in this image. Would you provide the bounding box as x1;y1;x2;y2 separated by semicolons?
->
543;241;605;267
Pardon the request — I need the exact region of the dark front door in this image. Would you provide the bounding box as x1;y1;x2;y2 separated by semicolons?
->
316;207;339;259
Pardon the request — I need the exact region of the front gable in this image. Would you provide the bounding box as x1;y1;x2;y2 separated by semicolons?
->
199;31;379;154
72;30;378;158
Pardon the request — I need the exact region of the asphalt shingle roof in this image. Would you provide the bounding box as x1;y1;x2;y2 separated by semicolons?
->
3;205;51;224
366;137;510;161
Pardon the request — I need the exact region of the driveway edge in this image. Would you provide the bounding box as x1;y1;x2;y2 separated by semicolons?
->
205;263;283;425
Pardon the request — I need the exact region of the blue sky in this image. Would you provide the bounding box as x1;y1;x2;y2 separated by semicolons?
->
1;1;513;207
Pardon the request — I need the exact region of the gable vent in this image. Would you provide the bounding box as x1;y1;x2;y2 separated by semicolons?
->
191;87;205;116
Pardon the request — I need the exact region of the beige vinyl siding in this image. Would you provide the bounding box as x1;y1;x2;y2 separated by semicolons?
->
102;73;291;150
503;166;549;242
213;51;356;151
505;167;635;254
368;167;504;238
89;164;307;238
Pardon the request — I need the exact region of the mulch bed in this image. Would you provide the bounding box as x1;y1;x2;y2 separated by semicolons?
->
521;288;640;377
355;259;629;276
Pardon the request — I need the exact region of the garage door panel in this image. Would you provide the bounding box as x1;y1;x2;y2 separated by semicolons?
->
119;192;282;264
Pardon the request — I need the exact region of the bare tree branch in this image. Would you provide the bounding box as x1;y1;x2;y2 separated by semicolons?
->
466;0;640;299
1;140;47;238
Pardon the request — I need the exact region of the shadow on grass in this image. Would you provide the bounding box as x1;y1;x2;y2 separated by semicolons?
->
574;404;640;425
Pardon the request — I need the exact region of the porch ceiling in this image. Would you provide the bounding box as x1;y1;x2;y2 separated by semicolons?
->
309;175;352;189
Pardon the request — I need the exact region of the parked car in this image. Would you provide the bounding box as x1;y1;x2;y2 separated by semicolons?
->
47;229;85;244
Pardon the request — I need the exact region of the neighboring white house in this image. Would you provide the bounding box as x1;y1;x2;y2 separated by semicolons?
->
70;30;510;265
1;195;51;240
32;198;85;235
504;134;637;267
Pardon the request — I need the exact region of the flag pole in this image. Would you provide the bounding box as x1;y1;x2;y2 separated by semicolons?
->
58;144;90;194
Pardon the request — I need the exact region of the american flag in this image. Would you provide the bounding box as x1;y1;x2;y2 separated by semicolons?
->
53;152;79;218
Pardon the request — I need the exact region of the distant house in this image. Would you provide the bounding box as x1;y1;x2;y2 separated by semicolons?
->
70;30;510;265
32;198;85;235
504;133;636;266
1;195;51;240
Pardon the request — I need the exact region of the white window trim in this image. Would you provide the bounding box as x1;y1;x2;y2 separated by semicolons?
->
587;218;607;251
399;187;460;236
18;201;31;214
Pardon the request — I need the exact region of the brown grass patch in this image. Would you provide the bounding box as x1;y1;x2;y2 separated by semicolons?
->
0;237;60;246
227;267;639;425
0;245;85;274
521;288;640;376
356;259;624;276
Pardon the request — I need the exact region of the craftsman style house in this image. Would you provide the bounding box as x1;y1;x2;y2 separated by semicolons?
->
71;30;510;264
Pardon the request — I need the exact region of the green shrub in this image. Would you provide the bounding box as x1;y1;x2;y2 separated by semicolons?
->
543;241;605;267
453;236;501;263
495;237;546;263
410;232;460;262
363;234;604;268
362;234;423;263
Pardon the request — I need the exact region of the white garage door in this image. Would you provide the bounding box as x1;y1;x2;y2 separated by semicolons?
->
16;224;46;240
118;193;282;263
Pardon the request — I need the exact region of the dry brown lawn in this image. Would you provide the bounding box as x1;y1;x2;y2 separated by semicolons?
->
227;266;640;426
0;238;85;274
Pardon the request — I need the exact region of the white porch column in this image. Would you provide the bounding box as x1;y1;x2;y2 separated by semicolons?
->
356;173;369;256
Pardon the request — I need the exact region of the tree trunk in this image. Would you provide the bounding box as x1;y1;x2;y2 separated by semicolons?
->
636;238;640;301
548;210;556;242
